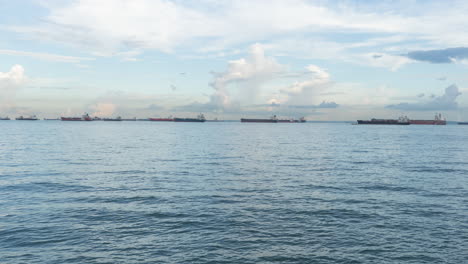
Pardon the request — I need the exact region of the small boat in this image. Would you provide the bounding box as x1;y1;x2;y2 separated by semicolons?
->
122;118;137;121
0;117;10;120
61;113;92;121
16;115;39;120
458;122;468;125
103;116;122;121
43;118;60;120
174;114;206;122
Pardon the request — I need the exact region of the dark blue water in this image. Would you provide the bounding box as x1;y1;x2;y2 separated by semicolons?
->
0;121;467;263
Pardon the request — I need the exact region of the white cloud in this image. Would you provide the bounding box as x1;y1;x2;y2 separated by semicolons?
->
209;43;285;109
8;0;468;60
0;49;94;63
0;65;27;112
278;64;333;105
180;46;338;114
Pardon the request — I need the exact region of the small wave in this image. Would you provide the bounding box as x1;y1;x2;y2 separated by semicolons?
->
103;170;146;174
359;184;422;193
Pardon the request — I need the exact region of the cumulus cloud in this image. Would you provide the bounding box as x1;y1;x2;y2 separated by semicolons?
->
0;65;27;113
176;44;338;115
208;43;285;109
405;47;468;63
278;64;336;106
386;84;461;111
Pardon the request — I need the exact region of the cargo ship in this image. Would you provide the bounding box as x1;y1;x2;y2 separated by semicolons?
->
278;117;306;123
241;115;306;123
357;116;410;125
149;117;174;121
458;122;468;125
241;116;277;123
16;115;39;120
61;113;92;121
174;114;206;122
103;116;122;121
0;117;10;120
410;113;446;125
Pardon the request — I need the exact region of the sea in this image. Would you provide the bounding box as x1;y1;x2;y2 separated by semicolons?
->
0;121;466;264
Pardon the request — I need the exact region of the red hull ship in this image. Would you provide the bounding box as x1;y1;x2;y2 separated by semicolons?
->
410;113;446;125
61;113;92;121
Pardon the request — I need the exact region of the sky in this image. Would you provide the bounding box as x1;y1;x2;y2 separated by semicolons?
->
1;0;468;120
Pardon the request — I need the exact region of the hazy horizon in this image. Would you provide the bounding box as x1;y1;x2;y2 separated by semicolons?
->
2;0;468;121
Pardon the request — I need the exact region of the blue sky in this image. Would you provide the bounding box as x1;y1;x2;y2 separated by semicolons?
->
1;0;468;120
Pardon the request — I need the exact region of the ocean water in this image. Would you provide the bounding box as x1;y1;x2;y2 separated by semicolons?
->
0;121;467;263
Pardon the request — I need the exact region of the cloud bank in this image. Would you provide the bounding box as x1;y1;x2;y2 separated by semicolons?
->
386;84;461;111
405;47;468;63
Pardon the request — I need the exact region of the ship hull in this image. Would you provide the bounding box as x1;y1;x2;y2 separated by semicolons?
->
174;118;205;122
410;120;446;125
149;118;174;121
357;120;410;125
61;117;92;121
241;118;277;123
458;122;468;125
277;120;306;123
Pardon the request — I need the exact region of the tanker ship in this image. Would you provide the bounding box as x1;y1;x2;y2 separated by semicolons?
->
174;114;206;122
241;115;306;123
357;116;410;125
16;115;39;120
61;113;92;121
149;117;174;121
103;116;122;121
410;113;446;125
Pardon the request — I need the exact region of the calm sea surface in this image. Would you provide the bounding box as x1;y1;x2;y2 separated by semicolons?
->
0;121;467;263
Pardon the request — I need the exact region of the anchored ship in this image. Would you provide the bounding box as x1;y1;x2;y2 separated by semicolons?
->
241;117;277;123
357;116;410;125
174;114;206;122
61;113;92;121
103;116;122;121
278;117;306;123
241;115;306;123
149;117;174;121
16;115;38;120
410;113;446;125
